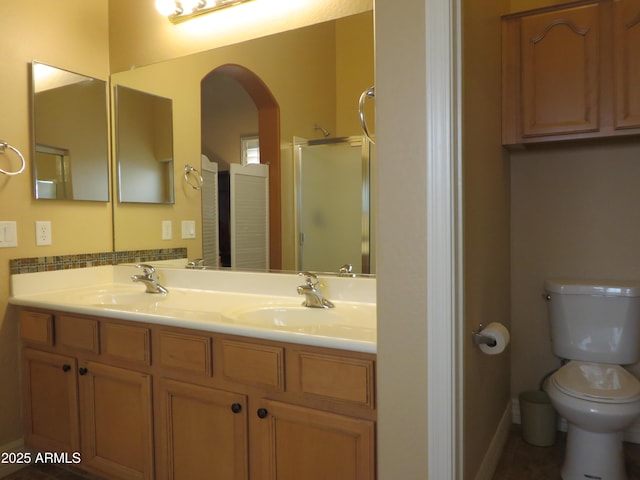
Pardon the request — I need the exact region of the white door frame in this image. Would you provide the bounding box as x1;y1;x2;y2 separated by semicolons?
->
425;0;463;477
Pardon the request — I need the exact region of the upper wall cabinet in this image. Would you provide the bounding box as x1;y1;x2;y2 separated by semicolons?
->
502;0;640;146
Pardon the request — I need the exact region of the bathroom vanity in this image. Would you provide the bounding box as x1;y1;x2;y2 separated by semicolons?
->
11;266;377;480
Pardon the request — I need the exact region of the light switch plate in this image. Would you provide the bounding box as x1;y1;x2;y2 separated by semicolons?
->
0;221;18;248
181;220;196;239
162;220;172;240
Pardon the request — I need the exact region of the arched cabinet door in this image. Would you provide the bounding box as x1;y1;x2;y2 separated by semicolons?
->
613;0;640;129
520;4;600;138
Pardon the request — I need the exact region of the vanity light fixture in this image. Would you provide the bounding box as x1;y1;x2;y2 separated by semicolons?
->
155;0;254;23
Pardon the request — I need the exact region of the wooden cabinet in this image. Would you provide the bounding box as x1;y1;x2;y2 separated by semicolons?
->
502;0;640;145
19;311;154;480
254;400;375;480
156;379;248;480
21;349;79;453
19;309;376;480
613;0;640;129
79;362;154;480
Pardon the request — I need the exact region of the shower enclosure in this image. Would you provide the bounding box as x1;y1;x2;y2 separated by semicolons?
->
294;135;373;274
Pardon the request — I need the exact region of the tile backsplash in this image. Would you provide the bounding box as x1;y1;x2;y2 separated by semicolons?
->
9;248;187;275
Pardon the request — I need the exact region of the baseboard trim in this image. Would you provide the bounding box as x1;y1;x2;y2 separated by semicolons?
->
0;439;26;478
474;401;512;480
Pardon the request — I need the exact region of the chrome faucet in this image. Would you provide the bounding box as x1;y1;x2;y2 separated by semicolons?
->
131;264;168;294
297;272;334;308
186;258;205;269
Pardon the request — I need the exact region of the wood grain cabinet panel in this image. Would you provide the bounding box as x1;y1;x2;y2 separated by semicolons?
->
78;361;154;480
56;315;99;353
221;339;284;390
613;0;640;129
502;0;640;145
520;4;600;137
157;378;248;480
157;331;212;376
255;400;375;480
21;349;80;453
19;311;53;346
291;352;375;408
101;322;151;366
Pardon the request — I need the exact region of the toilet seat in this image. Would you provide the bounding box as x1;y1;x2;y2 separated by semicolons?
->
551;361;640;404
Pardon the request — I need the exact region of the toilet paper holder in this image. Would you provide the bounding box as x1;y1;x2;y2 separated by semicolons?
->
471;324;497;347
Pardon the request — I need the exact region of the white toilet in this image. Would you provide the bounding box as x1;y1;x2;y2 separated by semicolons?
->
544;279;640;480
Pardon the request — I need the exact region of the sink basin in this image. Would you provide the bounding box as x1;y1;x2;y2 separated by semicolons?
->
221;303;376;338
65;287;167;306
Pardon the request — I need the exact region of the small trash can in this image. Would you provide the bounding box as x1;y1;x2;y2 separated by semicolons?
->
519;390;557;447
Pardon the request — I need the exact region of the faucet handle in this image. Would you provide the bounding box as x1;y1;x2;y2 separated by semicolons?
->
298;271;319;287
135;263;156;276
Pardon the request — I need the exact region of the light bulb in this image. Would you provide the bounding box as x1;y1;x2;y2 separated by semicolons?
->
155;0;177;16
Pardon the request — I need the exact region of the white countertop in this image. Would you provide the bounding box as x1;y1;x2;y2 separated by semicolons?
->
10;265;377;353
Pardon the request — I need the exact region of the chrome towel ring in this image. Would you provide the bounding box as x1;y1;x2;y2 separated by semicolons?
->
358;86;375;144
184;164;203;190
0;141;26;176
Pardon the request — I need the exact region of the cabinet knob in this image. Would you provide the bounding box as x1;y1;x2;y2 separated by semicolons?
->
78;367;88;376
256;408;268;419
231;403;242;414
62;364;71;372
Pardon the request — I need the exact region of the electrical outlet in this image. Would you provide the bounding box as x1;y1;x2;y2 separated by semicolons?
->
35;221;52;246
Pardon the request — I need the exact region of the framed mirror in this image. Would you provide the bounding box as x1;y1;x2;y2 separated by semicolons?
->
111;10;374;273
115;85;175;204
31;62;109;201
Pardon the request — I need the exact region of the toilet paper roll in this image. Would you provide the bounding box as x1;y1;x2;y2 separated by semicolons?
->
478;322;510;355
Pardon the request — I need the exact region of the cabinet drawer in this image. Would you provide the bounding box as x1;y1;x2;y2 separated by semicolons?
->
221;340;284;390
101;323;151;366
293;352;375;408
158;331;212;376
20;311;53;346
56;315;99;353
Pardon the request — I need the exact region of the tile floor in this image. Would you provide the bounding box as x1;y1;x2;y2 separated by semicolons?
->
5;426;640;480
493;425;640;480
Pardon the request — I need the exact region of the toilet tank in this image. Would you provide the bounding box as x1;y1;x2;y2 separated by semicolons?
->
545;279;640;364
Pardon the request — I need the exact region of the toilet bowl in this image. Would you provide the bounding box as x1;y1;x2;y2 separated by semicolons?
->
545;361;640;480
544;279;640;479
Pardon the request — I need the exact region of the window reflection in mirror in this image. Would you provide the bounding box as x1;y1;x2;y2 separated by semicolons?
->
115;85;175;204
31;62;110;201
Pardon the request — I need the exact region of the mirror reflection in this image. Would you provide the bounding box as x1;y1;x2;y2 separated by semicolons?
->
115;85;175;204
31;62;109;201
111;11;374;274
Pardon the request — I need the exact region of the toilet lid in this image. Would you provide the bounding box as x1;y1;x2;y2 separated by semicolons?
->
552;361;640;404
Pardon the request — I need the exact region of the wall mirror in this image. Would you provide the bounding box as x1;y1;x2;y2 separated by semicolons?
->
115;85;175;204
31;61;109;201
111;10;374;273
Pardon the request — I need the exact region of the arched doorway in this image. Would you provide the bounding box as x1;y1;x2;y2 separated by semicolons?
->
200;64;281;270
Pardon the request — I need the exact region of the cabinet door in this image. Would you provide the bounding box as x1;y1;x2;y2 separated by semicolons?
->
255;400;375;480
157;379;248;480
613;0;640;129
22;349;80;453
520;4;600;137
78;361;154;480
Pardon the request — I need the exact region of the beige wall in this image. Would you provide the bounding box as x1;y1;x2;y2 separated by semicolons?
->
510;140;640;396
108;0;372;73
0;0;110;447
462;0;512;477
